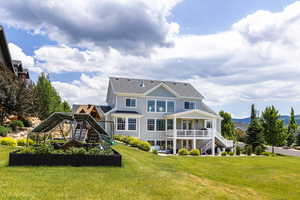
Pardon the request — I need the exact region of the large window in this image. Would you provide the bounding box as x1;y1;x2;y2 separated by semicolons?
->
167;119;173;130
128;118;137;130
147;100;155;112
184;101;195;109
117;118;126;130
156;100;166;112
156;119;166;131
125;98;136;108
147;119;155;131
167;101;175;112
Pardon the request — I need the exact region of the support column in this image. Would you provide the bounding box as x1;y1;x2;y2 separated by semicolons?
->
173;118;176;155
193;138;196;149
165;139;167;150
212;134;215;156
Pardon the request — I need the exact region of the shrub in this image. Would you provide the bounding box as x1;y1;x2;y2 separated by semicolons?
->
129;138;140;147
34;144;54;154
254;146;263;155
152;149;158;154
17;138;34;146
189;149;200;156
225;147;231;153
0;126;11;137
0;137;17;147
66;147;87;155
17;146;36;154
87;147;114;155
139;141;151;151
236;146;241;156
178;148;189;156
228;151;234;156
245;145;252;156
221;151;227;156
9;120;24;131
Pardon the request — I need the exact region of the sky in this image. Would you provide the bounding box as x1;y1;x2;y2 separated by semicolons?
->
1;0;300;118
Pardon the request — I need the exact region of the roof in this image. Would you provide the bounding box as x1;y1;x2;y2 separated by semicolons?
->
0;26;14;73
113;110;140;114
99;105;112;113
165;109;221;119
109;77;204;99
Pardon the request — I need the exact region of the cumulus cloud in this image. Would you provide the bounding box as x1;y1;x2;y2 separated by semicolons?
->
0;0;181;55
4;1;300;110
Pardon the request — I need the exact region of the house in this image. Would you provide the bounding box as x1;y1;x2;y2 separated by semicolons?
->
73;77;233;155
0;25;30;82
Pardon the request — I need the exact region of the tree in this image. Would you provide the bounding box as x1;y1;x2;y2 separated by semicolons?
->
287;107;298;146
246;104;264;150
62;101;71;112
296;129;300;146
219;111;235;139
261;105;287;153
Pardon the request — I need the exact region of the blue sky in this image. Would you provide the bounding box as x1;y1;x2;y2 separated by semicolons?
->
1;0;300;118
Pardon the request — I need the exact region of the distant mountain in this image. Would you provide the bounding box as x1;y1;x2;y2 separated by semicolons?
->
233;115;300;126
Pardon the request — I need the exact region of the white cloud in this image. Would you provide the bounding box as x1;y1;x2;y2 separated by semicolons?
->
5;1;300;111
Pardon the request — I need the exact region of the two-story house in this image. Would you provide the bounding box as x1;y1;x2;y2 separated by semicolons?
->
96;77;233;155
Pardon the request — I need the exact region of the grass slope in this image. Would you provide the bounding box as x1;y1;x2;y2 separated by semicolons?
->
1;144;300;200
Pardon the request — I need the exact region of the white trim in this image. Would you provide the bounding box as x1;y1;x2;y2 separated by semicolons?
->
115;116;138;132
146;118;168;132
125;97;137;108
146;99;175;113
165;109;220;119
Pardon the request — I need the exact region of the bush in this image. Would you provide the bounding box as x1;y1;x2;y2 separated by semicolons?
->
139;141;151;151
228;151;234;156
0;137;17;147
225;147;231;153
0;126;11;137
221;151;227;156
17;138;34;146
9;120;24;131
245;145;252;156
178;148;189;156
189;149;200;156
254;146;263;155
152;149;158;154
66;147;87;155
236;146;241;156
129;138;140;147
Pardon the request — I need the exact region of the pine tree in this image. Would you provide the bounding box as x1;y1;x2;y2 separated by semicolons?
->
261;105;287;153
287;107;298;146
219;110;235;139
296;129;300;146
246;104;264;149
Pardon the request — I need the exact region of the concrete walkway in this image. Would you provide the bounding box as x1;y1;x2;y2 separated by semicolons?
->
266;146;300;157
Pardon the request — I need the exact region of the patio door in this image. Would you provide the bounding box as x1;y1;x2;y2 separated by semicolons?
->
182;120;193;130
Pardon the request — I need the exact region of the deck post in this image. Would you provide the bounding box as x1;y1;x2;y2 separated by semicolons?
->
193;137;196;149
211;130;215;156
173;118;176;155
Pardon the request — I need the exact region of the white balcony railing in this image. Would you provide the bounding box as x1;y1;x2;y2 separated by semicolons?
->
166;129;212;138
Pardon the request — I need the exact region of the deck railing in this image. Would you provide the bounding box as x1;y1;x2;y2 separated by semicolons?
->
166;129;212;138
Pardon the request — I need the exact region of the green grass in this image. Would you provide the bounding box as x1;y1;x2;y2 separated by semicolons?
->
1;144;300;200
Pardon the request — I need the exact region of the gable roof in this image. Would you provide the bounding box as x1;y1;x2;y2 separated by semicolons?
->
109;77;204;99
0;26;15;73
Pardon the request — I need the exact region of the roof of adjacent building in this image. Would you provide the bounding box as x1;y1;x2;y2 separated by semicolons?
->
99;105;112;113
112;110;140;114
72;104;113;114
0;25;14;73
109;77;204;99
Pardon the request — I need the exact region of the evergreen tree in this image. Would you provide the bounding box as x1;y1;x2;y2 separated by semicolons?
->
246;104;264;149
219;110;235;139
62;101;71;112
261;105;287;153
296;129;300;146
287;107;298;146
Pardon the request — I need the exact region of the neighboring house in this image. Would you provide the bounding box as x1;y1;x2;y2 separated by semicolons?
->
0;25;30;82
73;77;233;155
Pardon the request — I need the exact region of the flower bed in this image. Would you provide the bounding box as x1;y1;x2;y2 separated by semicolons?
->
9;149;122;166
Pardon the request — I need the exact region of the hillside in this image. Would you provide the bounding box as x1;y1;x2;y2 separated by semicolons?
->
1;144;300;199
233;114;300;126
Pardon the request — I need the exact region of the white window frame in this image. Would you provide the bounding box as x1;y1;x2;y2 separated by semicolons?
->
127;118;137;131
125;98;137;108
116;117;138;131
146;99;176;113
146;118;167;132
184;101;195;110
116;117;126;131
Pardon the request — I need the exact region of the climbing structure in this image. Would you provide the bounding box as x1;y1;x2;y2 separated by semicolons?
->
30;112;114;146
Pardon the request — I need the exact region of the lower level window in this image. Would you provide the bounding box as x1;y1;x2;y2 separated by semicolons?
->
156;119;165;131
147;119;155;131
128;118;137;130
206;120;212;128
117;118;125;130
167;119;173;130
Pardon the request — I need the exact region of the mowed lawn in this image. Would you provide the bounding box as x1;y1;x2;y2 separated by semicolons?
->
1;145;300;200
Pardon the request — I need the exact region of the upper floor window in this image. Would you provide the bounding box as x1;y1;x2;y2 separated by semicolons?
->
147;99;175;113
147;100;155;112
126;98;136;108
184;101;195;109
156;100;166;112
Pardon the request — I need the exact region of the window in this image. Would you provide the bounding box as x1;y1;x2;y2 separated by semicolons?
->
156;100;166;112
206;120;212;129
167;119;173;130
125;98;136;107
167;101;175;112
147;100;155;112
117;118;125;130
156;119;166;131
128;118;137;130
147;119;155;131
184;101;195;109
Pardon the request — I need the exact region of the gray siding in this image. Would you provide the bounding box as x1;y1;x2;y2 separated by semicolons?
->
147;86;176;97
106;83;116;107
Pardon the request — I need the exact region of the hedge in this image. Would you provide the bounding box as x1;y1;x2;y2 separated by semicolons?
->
114;135;151;152
17;138;34;146
0;137;17;147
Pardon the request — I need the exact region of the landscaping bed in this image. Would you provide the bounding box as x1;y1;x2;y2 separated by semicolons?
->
9;149;121;166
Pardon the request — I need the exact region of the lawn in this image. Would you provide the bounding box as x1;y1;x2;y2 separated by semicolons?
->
1;145;300;200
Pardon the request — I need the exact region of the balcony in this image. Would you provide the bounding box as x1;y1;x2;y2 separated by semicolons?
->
166;129;212;138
